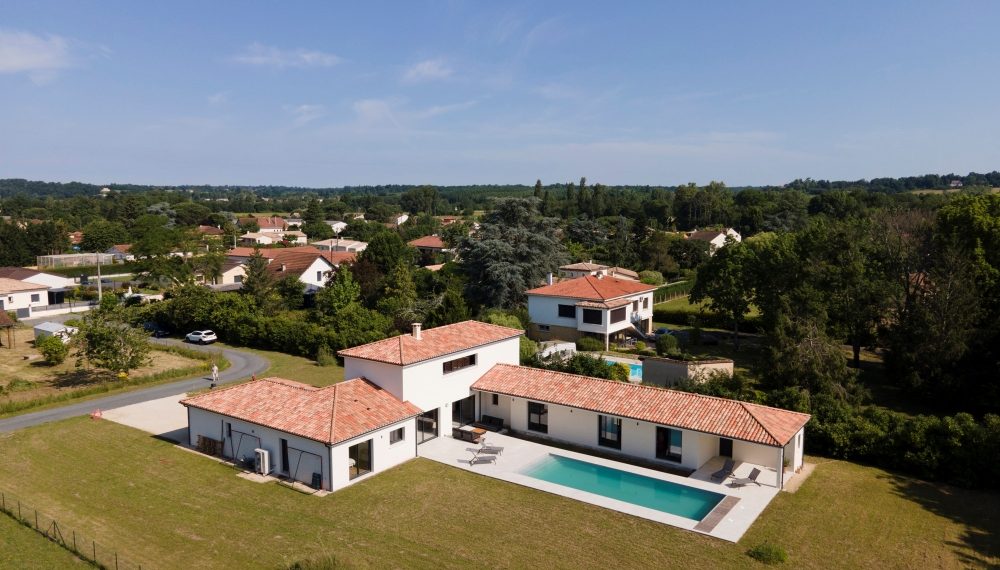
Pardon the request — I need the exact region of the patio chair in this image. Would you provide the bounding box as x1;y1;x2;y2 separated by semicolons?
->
729;468;762;488
710;458;735;481
469;453;496;466
479;443;504;455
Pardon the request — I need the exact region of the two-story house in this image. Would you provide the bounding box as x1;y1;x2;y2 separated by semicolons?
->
182;321;522;491
525;275;656;349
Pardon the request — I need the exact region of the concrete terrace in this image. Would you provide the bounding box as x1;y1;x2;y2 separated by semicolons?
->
417;431;782;542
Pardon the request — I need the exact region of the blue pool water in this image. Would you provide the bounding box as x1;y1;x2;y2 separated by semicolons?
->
605;359;643;379
522;455;724;520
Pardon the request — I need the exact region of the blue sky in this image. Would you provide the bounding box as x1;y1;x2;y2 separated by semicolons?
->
2;1;999;187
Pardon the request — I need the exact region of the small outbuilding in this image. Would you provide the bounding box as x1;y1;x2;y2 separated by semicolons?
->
33;321;78;343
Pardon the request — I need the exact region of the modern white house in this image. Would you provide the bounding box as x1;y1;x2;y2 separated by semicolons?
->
216;247;336;292
687;228;742;255
0;267;75;304
311;238;368;253
181;320;810;495
473;364;807;488
525;275;657;349
559;262;640;281
0;277;49;318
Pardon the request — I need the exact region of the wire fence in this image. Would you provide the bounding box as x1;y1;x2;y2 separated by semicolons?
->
0;489;143;570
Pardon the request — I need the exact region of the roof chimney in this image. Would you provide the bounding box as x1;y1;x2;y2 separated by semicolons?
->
411;323;422;340
547;273;553;285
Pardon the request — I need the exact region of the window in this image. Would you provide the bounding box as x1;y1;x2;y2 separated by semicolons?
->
443;354;477;374
632;300;638;312
538;324;550;332
610;307;626;323
30;294;40;302
582;309;602;325
527;402;548;433
643;297;649;309
316;271;323;282
491;393;499;406
234;275;243;283
557;304;576;319
656;427;682;462
598;415;621;449
390;426;405;444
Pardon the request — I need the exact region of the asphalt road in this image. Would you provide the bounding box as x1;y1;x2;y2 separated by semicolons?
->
0;339;268;433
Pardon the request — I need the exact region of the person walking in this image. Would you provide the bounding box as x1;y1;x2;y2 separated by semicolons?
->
211;362;220;387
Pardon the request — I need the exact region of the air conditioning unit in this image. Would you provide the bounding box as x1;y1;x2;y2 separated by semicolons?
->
254;448;270;475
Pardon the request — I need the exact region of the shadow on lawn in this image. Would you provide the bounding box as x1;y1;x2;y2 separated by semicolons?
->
882;473;1000;566
52;369;114;388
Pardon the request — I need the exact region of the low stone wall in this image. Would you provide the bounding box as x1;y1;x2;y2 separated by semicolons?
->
642;355;734;387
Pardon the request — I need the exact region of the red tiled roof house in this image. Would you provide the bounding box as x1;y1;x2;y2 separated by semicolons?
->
525;275;657;349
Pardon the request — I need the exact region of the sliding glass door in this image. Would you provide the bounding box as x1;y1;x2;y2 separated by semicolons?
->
348;439;372;480
417;409;439;444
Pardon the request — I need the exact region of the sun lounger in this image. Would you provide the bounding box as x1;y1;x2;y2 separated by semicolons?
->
729;467;762;488
469;454;496;465
479;444;504;455
710;458;735;481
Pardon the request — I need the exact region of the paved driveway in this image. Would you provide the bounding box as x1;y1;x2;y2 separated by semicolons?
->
102;394;190;442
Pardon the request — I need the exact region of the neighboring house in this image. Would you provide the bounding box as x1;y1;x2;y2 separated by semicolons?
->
0;267;74;304
407;235;449;255
525;275;657;349
68;231;83;245
0;277;49;318
224;246;337;292
686;228;742;255
281;231;308;245
311;238;368;253
106;244;135;261
238;216;287;233
559;262;639;281
33;321;78;343
183;320;809;493
210;261;247;287
325;220;348;234
196;225;225;237
239;232;278;246
284;217;304;228
435;216;461;226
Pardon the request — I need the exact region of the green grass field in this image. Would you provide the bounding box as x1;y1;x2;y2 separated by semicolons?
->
0;418;996;569
0;514;83;569
216;343;345;386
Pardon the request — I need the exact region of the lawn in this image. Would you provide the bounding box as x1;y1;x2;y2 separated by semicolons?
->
0;330;213;416
215;342;344;387
0;513;83;569
0;418;996;569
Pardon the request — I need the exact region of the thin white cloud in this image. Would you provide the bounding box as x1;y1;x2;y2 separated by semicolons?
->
207;92;229;105
0;30;71;82
232;43;341;69
352;99;400;128
403;58;453;82
287;104;327;126
413;100;477;119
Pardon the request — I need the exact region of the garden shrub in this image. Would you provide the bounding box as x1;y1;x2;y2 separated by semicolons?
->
316;345;336;367
655;334;678;356
576;337;605;352
639;270;664;285
36;335;69;365
747;543;787;565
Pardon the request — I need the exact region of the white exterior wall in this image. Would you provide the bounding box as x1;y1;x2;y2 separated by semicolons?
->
342;358;406;401
783;427;805;472
397;337;520;412
219;266;246;285
489;394;731;472
23;273;74;289
1;288;48;314
478;391;511;423
329;418;417;491
187;407;332;490
297;258;333;290
529;292;654;336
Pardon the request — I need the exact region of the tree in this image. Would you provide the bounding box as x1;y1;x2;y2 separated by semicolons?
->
241;250;276;310
690;239;755;349
424;283;470;328
314;266;362;319
376;263;419;331
640;231;680;276
400;186;440;215
80;220;129;252
458;198;568;309
760;307;856;399
276;275;306;310
75;310;151;376
37;335;69;365
358;232;413;274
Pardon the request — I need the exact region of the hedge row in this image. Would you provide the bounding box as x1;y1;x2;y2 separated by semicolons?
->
652;280;694;303
652;306;762;333
808;396;1000;488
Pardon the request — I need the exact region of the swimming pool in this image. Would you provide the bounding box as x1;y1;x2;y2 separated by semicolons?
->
605;359;643;380
521;454;725;520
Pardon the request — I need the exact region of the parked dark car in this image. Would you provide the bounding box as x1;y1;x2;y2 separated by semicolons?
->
142;322;169;338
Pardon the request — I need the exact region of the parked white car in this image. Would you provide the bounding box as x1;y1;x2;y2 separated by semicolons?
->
186;330;218;344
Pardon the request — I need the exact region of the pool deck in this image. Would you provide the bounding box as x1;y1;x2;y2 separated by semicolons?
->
418;432;780;542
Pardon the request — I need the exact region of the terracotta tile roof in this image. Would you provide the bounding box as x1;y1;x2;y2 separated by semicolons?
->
227;246;323;258
321;251;356;266
110;244;132;253
688;230;725;241
408;235;446;249
473;364;810;447
238;216;286;229
197;225;225;235
338;320;523;366
264;250;333;279
560;262;608;272
0;277;47;293
0;267;42;280
609;267;640;280
181;377;422;445
526;275;656;301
